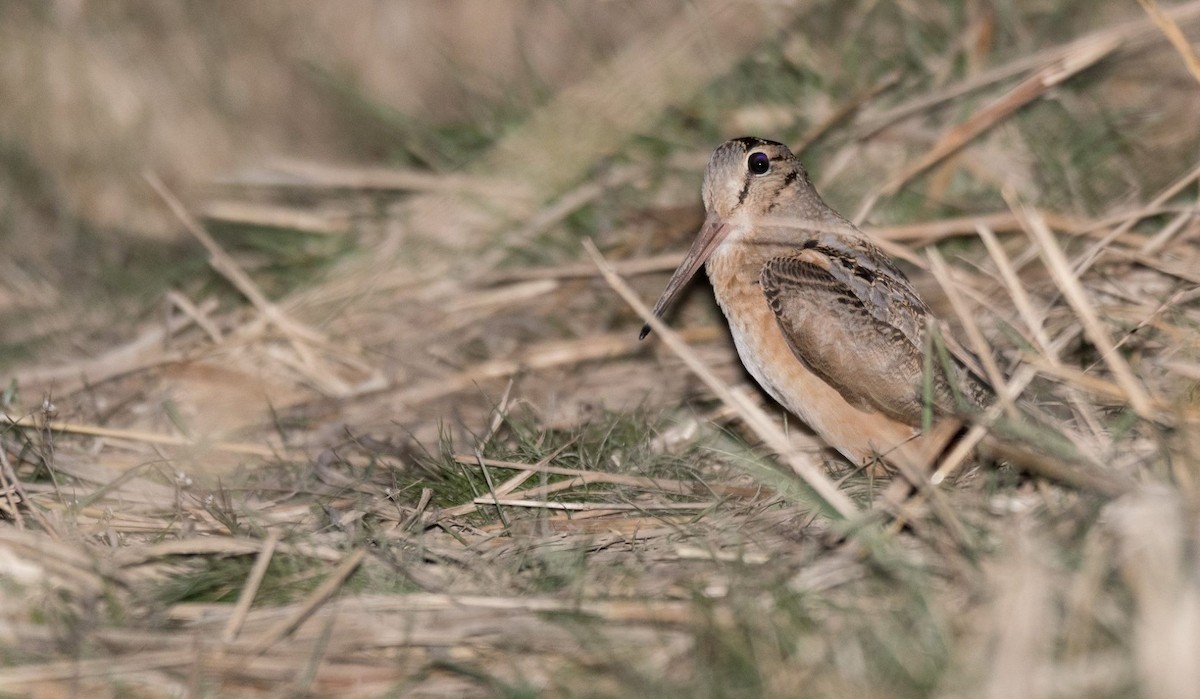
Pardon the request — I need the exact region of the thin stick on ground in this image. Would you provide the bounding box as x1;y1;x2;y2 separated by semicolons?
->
0;414;289;458
870;210;1084;243
975;225;1058;361
222;529;283;644
247;547;367;655
112;538;343;568
582;238;859;521
1138;0;1200;86
466;499;715;512
166;290;223;344
0;651;198;687
453;454;757;497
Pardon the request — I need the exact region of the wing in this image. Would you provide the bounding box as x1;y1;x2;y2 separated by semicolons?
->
804;234;930;348
760;254;983;425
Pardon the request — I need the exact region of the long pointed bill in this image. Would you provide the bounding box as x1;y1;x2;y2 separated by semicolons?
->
639;216;730;340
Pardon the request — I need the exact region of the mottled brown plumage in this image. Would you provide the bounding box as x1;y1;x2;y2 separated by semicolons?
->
645;137;989;472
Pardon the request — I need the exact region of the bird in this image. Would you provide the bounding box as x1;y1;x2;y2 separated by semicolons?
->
642;137;989;474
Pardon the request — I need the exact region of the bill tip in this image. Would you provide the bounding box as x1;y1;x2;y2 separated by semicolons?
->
638;324;651;341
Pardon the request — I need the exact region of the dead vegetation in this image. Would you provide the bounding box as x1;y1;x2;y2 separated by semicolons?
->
2;1;1200;697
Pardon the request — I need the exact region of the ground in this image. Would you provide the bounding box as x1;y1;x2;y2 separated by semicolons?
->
2;2;1200;697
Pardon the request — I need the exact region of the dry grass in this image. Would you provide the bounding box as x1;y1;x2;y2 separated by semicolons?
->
3;1;1200;697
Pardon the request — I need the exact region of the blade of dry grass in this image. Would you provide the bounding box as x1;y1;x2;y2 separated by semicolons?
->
1018;351;1166;411
1116;248;1200;286
112;538;344;568
1138;0;1200;85
976;225;1057;361
165;290;223;343
1139;207;1196;255
474;448;511;528
466;498;715;512
442;279;559;314
0;414;288;458
200;200;350;236
481;474;587;503
870;210;1084;243
497;164;643;257
453;454;757;498
218;158;523;197
1107;286;1200;364
482;252;686;284
222;529;282;644
0;651;198;687
427;444;572;521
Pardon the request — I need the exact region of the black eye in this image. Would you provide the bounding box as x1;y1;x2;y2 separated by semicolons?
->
747;152;771;175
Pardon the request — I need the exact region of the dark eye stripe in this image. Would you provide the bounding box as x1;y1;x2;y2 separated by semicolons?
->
735;175;752;207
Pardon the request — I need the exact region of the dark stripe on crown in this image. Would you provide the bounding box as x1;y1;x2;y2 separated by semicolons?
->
733;136;787;149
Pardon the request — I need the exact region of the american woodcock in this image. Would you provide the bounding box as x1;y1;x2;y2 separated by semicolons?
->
644;137;989;473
